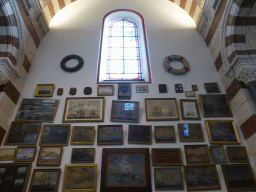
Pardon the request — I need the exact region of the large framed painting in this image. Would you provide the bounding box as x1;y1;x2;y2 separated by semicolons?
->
184;145;211;165
145;98;179;121
128;125;152;144
226;146;249;163
0;163;31;192
152;148;183;166
178;123;204;142
180;99;201;120
15;99;59;122
154;126;176;143
199;94;233;117
205;120;240;145
100;148;152;192
71;126;95;145
63;97;105;122
63;164;97;192
97;125;123;145
4;122;41;145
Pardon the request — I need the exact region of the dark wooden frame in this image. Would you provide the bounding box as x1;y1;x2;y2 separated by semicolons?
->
70;126;95;145
128;125;152;144
71;148;95;163
152;148;183;166
209;145;228;164
226;146;249;163
180;99;201;120
154;126;176;143
97;125;123;145
204;82;220;93
178;123;204;142
184;145;211;165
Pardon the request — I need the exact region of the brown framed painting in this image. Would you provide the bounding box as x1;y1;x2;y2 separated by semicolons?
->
145;98;179;121
184;145;211;165
14;146;37;162
199;94;233;117
204;82;220;93
178;123;204;142
71;126;95;145
205;120;240;145
37;146;63;166
154;126;176;143
209;145;228;164
128;125;152;144
226;146;249;163
152;148;183;166
0;148;16;161
180;99;201;120
34;84;55;97
71;148;95;163
28;169;61;192
97;85;114;96
63;97;105;122
97;125;123;145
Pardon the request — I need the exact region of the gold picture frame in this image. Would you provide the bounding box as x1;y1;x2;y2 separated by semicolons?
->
226;146;249;163
14;146;37;162
0;148;16;161
152;148;183;166
154;126;176;143
37;146;63;166
184;145;211;165
34;84;54;97
71;126;95;145
209;145;228;164
178;123;204;142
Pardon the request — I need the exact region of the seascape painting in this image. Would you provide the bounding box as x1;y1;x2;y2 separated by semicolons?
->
98;125;123;144
154;126;176;143
71;148;95;163
0;148;15;161
15;147;36;162
71;126;95;145
185;145;211;164
37;147;62;166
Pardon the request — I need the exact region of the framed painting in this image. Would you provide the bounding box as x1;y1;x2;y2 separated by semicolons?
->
128;125;152;144
0;148;16;161
100;148;152;192
199;94;233;117
209;146;228;164
178;123;204;142
180;99;201;120
154;167;184;190
145;98;179;121
185;91;196;97
97;125;123;145
63;164;97;192
97;85;114;96
111;100;139;122
204;82;220;93
184;145;211;165
63;97;105;122
136;85;149;93
4;122;41;145
205;120;240;145
28;169;61;192
71;148;95;163
14;146;37;162
152;148;183;166
71;126;95;145
226;146;249;163
154;126;176;143
34;84;54;97
0;163;31;192
15;98;59;122
222;164;256;191
184;165;220;191
39;124;71;146
37;146;63;166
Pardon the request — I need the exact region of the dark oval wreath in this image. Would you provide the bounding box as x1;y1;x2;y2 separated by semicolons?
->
60;54;84;72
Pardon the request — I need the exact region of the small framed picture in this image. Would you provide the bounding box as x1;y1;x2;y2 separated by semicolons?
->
28;169;61;192
192;84;198;91
118;83;131;100
71;148;95;163
37;146;63;166
97;125;123;145
34;84;54;97
136;85;149;93
71;126;95;145
128;125;152;144
226;146;249;163
178;123;204;142
110;100;139;123
180;99;201;120
154;126;176;143
185;91;196;97
175;84;183;93
97;85;114;96
204;82;220;93
14;146;37;162
154;168;184;190
209;146;228;164
152;148;183;166
184;145;211;165
159;84;167;93
0;148;16;161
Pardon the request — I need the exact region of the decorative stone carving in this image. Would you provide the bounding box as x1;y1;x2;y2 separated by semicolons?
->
237;68;256;85
0;57;20;86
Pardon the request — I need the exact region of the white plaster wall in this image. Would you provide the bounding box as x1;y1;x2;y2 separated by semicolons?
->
0;0;253;192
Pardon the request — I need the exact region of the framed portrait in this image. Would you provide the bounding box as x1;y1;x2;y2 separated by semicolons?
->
4;122;41;145
136;85;149;93
209;146;228;164
180;99;201;120
28;169;61;192
184;145;211;165
97;125;123;145
97;85;114;96
63;97;105;122
39;124;71;146
15;98;59;122
37;146;63;166
184;165;220;191
0;163;31;192
205;120;240;145
222;164;256;191
145;98;179;121
154;167;184;190
199;94;233;117
111;100;139;123
128;125;152;144
63;164;97;192
14;146;37;162
154;126;176;143
100;148;152;192
34;84;54;97
71;126;95;145
0;148;16;161
178;123;204;142
204;82;220;93
71;148;95;163
152;148;183;166
226;146;249;163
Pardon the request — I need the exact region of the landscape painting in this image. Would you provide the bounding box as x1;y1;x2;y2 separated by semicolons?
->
0;148;16;161
71;126;95;145
71;148;95;163
97;125;123;145
37;147;63;166
154;126;176;143
184;145;211;165
14;146;36;162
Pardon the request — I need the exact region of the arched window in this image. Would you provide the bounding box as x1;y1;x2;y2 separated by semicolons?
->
97;10;151;83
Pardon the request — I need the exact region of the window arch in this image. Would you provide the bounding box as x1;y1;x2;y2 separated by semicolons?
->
97;9;151;83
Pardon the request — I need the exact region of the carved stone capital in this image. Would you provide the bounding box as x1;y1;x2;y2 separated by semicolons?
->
0;57;20;86
237;68;256;85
